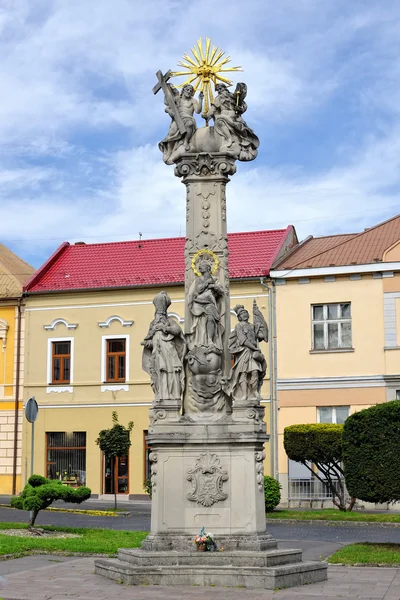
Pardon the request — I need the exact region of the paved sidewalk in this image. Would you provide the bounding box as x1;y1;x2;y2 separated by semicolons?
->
1;556;400;600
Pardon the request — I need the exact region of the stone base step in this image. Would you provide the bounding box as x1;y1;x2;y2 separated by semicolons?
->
95;556;328;590
118;547;303;568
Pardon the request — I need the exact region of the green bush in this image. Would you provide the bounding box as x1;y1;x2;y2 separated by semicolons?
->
143;478;152;499
11;475;91;528
343;401;400;503
264;476;281;512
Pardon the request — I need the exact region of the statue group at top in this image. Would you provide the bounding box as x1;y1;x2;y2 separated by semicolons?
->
154;38;259;165
144;38;267;419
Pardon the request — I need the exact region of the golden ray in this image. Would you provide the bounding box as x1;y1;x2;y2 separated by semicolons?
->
170;37;243;112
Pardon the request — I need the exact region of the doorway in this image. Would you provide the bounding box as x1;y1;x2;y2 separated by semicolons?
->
103;454;129;494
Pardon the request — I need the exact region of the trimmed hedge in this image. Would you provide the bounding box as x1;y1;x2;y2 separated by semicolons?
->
343;401;400;503
264;476;281;512
284;423;343;464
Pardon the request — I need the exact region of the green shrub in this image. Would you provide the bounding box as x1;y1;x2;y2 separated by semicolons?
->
264;476;281;512
143;478;152;499
11;475;91;528
343;401;400;503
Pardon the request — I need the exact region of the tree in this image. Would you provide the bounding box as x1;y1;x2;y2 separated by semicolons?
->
96;411;134;509
11;474;91;529
343;400;400;504
284;424;355;511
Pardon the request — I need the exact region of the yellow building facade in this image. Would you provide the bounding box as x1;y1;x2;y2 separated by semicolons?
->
0;244;34;494
271;215;400;504
22;229;295;498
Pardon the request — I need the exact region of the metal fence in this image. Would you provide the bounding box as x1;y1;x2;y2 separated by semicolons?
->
288;477;348;503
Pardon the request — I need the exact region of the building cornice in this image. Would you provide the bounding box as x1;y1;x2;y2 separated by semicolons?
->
271;261;400;279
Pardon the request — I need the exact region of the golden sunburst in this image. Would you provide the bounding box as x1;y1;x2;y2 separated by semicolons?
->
171;37;242;114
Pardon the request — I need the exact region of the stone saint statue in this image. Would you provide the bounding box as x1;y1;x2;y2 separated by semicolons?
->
187;259;224;352
227;301;268;403
142;291;186;401
203;83;259;161
159;84;204;165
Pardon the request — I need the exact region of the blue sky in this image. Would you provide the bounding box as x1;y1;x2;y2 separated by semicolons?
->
1;0;400;268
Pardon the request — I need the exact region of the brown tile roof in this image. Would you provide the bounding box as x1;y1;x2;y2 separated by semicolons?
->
0;243;35;299
275;214;400;270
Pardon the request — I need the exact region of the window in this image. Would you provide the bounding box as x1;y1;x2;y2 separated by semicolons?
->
144;430;152;481
52;341;71;384
106;338;126;382
396;390;400;400
318;406;349;424
312;303;352;350
46;432;86;486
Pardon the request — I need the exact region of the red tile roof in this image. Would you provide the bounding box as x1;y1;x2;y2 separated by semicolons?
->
275;215;400;270
24;228;293;293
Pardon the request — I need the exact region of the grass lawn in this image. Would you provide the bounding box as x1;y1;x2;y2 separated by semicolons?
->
329;543;400;565
266;509;400;523
0;522;147;557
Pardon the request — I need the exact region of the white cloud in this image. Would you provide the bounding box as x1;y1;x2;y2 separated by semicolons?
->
1;0;400;266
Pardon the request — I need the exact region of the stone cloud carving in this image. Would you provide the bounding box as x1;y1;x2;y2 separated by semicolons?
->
187;452;228;507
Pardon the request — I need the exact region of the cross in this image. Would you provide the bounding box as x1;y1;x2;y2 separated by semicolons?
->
153;69;186;135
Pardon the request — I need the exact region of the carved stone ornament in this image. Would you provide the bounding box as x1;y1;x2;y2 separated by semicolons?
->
175;153;237;179
187;452;228;507
255;450;266;492
149;452;158;493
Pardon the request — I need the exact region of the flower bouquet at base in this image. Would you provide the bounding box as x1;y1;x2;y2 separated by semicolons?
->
194;527;216;552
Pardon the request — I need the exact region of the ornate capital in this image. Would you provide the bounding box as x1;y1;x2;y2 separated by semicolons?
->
175;152;237;179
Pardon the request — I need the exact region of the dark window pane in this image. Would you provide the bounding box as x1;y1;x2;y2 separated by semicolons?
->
46;432;86;486
336;406;349;424
118;456;128;477
319;407;333;423
118;355;125;379
327;323;339;348
313;305;324;320
108;356;115;380
118;477;128;493
313;323;324;349
340;303;351;318
53;358;61;381
327;304;339;319
341;322;352;348
108;339;125;353
63;357;70;382
54;342;70;355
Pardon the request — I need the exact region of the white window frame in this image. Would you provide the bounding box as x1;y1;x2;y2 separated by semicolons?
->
101;334;129;392
311;302;352;350
46;337;74;394
317;406;350;424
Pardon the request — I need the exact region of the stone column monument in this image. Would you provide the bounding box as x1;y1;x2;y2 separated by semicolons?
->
95;39;327;590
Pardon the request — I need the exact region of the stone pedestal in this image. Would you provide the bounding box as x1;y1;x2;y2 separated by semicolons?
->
95;143;328;589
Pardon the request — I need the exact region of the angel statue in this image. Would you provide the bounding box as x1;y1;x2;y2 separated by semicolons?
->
227;300;268;403
203;82;259;161
141;291;186;401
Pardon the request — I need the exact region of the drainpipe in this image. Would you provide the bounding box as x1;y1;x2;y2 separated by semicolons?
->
260;278;278;480
12;297;22;496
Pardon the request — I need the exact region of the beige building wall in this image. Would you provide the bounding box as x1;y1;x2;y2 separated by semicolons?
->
274;271;400;504
23;281;274;496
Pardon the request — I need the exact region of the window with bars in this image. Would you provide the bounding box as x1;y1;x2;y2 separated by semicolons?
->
312;303;352;350
52;341;71;384
318;406;350;424
106;338;126;382
46;432;86;486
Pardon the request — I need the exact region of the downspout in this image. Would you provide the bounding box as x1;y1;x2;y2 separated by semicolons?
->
12;297;22;496
260;278;278;479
